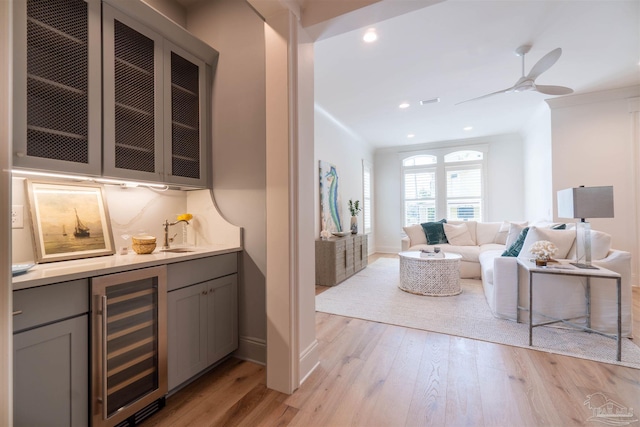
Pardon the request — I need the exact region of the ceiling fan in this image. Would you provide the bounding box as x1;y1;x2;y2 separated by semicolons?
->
457;45;574;105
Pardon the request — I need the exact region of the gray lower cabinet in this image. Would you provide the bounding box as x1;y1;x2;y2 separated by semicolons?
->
167;274;238;390
167;254;238;391
316;234;368;286
13;279;89;427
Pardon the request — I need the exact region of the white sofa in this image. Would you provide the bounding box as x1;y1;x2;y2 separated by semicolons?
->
401;221;633;336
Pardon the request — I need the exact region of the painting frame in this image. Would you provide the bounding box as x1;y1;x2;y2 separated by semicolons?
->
26;180;116;263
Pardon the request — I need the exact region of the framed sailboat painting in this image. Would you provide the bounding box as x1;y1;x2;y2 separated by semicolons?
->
26;180;116;263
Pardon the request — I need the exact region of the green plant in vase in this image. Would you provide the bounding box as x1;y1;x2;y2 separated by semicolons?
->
348;199;362;234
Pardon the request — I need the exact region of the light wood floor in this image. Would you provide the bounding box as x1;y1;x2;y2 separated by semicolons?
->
147;254;640;427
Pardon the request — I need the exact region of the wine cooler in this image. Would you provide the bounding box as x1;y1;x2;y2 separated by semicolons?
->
91;265;168;427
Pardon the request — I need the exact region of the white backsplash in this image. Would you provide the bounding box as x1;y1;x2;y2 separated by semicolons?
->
12;177;242;264
12;177;187;263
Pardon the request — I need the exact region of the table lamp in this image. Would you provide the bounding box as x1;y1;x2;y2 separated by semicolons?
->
557;185;614;269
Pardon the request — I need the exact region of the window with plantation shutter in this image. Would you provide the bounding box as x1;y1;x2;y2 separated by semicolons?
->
446;164;482;221
402;149;485;227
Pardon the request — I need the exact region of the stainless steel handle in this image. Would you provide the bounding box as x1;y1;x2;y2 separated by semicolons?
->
101;295;108;420
12;310;23;316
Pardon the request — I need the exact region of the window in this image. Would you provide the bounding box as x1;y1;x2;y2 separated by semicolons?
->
402;149;485;226
363;160;372;234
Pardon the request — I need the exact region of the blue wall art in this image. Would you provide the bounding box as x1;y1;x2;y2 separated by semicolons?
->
319;160;343;233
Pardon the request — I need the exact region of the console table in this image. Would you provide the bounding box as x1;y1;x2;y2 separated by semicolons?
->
315;234;368;286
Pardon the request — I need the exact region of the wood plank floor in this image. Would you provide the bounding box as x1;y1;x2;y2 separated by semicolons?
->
147;254;640;427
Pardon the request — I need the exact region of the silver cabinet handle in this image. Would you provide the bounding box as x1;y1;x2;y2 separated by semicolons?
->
101;295;108;420
12;310;23;316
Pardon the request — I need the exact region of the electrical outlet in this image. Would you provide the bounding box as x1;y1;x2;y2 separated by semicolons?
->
12;205;24;229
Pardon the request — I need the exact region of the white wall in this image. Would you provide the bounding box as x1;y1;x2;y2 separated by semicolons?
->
375;134;525;253
314;105;375;250
522;103;553;222
549;86;640;285
186;0;268;363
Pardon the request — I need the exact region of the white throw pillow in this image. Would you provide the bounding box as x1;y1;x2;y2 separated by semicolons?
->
504;222;528;248
443;223;475;246
494;221;510;244
403;224;427;246
567;229;612;261
517;226;576;260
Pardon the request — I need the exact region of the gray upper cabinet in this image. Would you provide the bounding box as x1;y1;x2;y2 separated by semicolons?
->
13;0;215;188
13;0;102;176
103;4;209;187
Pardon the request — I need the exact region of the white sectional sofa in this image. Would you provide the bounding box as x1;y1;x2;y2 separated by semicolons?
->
401;220;633;337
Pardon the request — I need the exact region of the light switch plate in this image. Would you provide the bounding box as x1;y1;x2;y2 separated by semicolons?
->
12;205;24;229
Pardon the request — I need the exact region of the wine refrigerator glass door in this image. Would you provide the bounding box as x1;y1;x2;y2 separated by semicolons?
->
91;265;167;427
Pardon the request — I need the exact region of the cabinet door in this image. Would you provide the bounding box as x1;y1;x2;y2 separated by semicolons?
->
14;315;88;427
167;282;207;391
13;0;101;175
163;42;208;187
205;274;238;363
103;4;164;182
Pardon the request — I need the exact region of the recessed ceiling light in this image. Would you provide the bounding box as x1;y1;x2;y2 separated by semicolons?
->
399;102;410;109
463;126;473;131
363;29;377;43
407;134;415;138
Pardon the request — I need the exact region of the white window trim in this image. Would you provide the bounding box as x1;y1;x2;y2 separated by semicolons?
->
362;159;373;235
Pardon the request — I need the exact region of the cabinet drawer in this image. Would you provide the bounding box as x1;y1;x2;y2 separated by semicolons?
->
13;279;89;333
167;253;238;291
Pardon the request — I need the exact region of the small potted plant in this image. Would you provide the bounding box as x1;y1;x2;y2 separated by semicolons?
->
529;240;558;267
348;199;362;234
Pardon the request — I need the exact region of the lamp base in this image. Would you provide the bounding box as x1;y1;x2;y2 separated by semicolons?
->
570;262;599;270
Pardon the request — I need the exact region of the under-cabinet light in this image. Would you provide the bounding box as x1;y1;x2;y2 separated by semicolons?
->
11;169;168;190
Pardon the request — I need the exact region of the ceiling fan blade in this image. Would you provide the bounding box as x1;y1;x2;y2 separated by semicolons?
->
535;85;574;95
527;48;562;80
455;87;514;105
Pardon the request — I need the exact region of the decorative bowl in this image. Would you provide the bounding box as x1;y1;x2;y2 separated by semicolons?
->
132;235;156;254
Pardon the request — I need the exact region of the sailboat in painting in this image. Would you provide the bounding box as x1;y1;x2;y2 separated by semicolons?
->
74;208;90;238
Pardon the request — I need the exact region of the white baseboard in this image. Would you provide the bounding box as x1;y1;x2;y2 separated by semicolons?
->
234;336;266;365
299;339;319;385
375;246;401;254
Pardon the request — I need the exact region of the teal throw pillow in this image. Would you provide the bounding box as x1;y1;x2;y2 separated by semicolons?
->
421;219;448;245
501;227;530;257
552;223;567;230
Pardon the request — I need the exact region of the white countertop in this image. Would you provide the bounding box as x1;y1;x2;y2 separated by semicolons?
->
12;245;242;290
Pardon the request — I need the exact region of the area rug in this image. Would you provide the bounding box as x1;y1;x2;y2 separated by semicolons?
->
316;258;640;369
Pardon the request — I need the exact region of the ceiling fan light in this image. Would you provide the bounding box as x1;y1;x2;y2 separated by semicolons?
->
514;81;536;92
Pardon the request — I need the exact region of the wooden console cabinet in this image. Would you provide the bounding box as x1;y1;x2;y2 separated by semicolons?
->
315;234;368;286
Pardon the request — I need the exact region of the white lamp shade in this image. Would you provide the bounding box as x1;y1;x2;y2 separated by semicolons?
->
557;186;614;219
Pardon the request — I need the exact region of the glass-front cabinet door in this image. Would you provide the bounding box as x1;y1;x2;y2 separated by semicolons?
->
102;4;164;183
164;43;207;187
13;0;101;175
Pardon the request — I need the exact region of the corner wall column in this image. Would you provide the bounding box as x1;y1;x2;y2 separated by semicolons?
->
0;0;13;422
